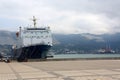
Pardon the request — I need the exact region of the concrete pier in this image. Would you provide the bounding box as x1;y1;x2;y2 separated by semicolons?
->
0;60;120;80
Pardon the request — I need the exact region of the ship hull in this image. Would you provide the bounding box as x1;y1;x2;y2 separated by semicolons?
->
14;45;51;62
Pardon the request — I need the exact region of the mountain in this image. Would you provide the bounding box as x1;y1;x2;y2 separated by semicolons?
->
0;30;120;54
0;30;17;45
0;30;17;55
52;33;120;53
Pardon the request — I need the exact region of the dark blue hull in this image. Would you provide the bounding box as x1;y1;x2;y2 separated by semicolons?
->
15;45;51;62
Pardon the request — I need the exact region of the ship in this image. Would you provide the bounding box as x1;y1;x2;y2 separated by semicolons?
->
98;44;115;53
98;48;115;53
13;16;52;62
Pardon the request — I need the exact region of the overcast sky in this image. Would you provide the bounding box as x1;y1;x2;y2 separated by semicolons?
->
0;0;120;34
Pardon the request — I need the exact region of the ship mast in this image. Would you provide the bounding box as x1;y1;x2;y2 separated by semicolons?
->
32;16;37;28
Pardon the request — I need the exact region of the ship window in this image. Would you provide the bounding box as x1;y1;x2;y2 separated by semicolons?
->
35;32;37;35
31;36;35;38
37;36;40;39
48;42;50;44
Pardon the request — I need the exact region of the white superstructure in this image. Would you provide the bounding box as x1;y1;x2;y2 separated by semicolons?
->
17;16;52;48
21;27;52;47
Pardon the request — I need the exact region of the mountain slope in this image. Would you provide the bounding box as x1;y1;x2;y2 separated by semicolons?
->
0;30;16;45
52;33;120;51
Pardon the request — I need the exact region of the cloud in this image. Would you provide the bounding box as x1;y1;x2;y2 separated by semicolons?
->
81;34;105;42
0;0;120;34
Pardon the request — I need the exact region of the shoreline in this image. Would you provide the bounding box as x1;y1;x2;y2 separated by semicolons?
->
27;57;120;62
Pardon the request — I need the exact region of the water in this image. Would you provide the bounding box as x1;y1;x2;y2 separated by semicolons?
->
53;54;120;59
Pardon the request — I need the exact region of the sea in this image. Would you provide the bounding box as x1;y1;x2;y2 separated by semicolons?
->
53;54;120;59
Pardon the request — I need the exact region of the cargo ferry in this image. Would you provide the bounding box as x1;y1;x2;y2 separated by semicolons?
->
13;16;52;62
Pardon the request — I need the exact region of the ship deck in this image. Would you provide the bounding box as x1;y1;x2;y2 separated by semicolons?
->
0;60;120;80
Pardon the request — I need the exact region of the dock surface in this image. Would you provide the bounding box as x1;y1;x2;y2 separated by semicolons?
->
0;60;120;80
